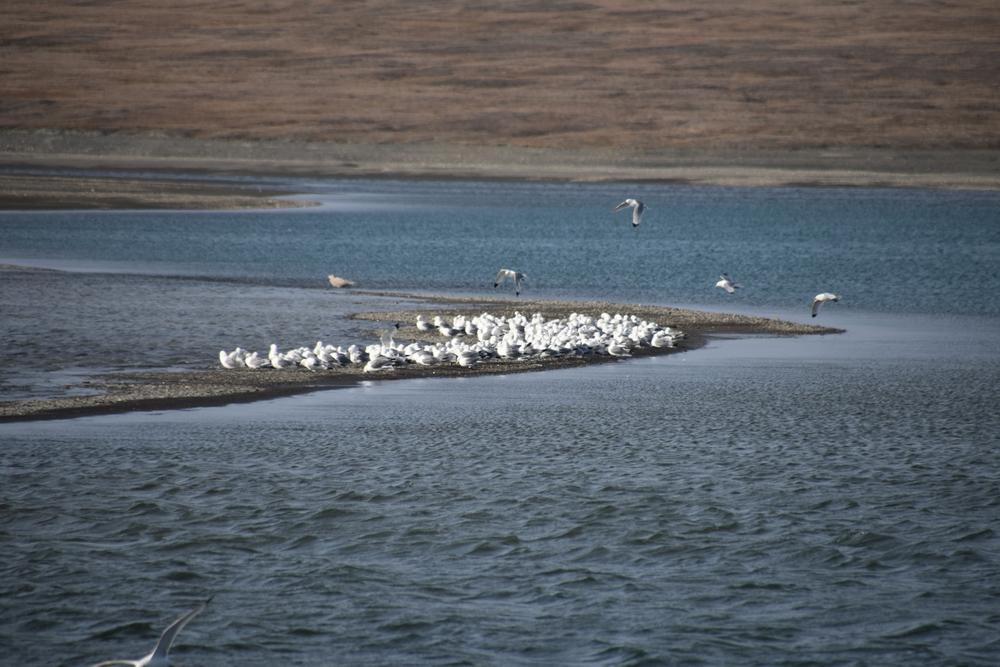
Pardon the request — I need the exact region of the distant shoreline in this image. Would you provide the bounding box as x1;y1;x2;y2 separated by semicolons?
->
0;291;841;422
1;131;999;211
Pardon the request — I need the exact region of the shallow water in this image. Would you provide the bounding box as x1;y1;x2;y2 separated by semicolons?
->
1;177;999;665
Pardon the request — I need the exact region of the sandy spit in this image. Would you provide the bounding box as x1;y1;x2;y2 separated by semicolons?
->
3;131;1000;197
0;172;315;210
0;295;839;423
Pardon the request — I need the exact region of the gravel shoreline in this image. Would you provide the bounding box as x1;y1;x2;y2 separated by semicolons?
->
0;295;839;423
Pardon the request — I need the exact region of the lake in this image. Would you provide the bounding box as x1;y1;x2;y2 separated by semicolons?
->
1;176;999;665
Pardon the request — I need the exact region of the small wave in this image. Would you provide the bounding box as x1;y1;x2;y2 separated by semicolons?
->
832;529;898;548
953;527;994;542
127;500;166;516
729;580;795;592
588;643;653;665
87;621;153;640
882;621;943;639
308;506;355;521
286;534;318;550
464;536;521;556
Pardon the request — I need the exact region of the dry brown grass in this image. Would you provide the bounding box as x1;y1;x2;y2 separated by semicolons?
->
2;1;998;151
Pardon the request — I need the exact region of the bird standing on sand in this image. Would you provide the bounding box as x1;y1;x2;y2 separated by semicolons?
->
90;598;211;667
715;273;741;294
613;198;646;228
494;268;527;296
811;292;840;317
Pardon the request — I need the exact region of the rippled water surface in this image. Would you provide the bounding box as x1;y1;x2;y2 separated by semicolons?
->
2;177;999;665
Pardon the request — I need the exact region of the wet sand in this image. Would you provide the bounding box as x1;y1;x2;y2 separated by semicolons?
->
0;294;838;423
0;171;313;210
3;132;1000;196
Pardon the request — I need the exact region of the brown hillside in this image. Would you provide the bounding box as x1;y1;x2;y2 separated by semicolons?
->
2;0;999;151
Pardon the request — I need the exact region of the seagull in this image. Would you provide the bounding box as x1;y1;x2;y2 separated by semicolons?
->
715;273;741;294
607;341;632;357
218;350;237;369
364;355;397;372
456;350;479;367
244;351;269;369
613;198;646;228
494;268;527;296
415;314;433;332
90;598;210;667
811;292;840;317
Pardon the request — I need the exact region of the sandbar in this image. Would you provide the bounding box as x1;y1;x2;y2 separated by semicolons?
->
2;132;1000;201
0;294;839;423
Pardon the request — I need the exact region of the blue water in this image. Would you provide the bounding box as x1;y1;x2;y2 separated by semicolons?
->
1;177;999;666
3;179;999;313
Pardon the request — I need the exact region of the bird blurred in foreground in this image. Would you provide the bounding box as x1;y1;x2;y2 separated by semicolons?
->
90;597;211;667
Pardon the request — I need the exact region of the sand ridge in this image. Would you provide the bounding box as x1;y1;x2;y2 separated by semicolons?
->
0;297;839;422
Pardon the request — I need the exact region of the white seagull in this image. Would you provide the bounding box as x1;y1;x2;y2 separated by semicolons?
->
811;292;841;317
715;273;741;294
415;314;433;332
613;198;646;228
218;350;238;369
90;598;210;667
494;268;527;296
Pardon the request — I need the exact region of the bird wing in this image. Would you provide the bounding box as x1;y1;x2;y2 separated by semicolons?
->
811;298;823;317
632;202;645;227
90;661;140;667
494;269;511;285
613;200;629;211
148;599;210;662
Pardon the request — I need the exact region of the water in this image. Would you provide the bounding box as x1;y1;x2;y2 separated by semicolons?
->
1;177;999;665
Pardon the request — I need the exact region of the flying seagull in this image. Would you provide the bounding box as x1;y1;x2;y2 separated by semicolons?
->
90;598;211;667
811;292;840;317
715;273;741;294
494;268;527;296
613;198;646;228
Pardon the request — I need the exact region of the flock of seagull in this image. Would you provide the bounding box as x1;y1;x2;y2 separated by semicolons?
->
215;196;840;374
219;310;685;374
